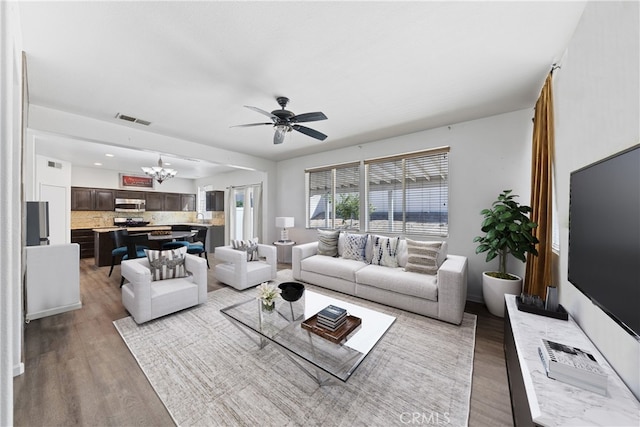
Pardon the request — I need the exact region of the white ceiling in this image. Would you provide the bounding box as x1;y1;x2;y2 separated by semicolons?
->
18;1;586;178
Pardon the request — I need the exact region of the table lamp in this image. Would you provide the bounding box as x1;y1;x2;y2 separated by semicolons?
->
275;217;294;242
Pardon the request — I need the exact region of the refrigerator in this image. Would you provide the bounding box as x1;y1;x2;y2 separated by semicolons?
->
26;201;50;246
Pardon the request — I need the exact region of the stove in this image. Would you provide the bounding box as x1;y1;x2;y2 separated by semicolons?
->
114;217;150;227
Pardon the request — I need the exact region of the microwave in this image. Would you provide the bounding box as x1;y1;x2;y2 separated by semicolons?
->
114;198;146;212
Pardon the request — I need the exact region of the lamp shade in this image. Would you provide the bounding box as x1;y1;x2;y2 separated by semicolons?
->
275;217;294;228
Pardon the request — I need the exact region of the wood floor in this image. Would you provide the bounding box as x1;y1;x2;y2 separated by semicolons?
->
14;256;513;426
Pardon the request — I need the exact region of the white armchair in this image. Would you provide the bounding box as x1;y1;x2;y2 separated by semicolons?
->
121;254;207;324
214;244;277;290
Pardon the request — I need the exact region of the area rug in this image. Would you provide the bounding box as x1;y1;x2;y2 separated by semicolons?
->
114;270;477;426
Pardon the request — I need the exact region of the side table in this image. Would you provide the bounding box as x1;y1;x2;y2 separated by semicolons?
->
273;240;295;264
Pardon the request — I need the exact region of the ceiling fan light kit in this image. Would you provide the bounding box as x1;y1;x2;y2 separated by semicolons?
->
232;96;328;144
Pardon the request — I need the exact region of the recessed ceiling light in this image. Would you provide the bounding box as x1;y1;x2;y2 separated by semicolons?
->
94;162;103;166
105;153;114;157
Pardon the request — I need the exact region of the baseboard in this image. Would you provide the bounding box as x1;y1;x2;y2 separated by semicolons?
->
466;294;484;304
13;361;24;377
25;301;82;323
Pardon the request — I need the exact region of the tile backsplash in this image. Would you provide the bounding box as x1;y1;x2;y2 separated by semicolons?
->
71;211;224;229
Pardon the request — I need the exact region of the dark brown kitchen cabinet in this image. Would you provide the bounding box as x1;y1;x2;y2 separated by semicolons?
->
71;186;195;212
115;190;146;200
71;229;95;258
71;187;94;210
72;187;114;211
94;189;115;210
145;192;165;211
181;194;196;211
164;193;182;211
206;191;224;211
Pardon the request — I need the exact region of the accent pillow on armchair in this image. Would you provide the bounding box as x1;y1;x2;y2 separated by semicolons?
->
144;247;189;281
231;238;260;261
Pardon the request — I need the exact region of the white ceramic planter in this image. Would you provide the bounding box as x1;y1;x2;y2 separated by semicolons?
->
482;271;522;317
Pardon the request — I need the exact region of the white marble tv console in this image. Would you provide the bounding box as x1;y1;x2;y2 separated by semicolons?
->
504;295;640;426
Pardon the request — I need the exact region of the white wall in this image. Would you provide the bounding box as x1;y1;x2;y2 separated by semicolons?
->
1;1;23;424
72;165;196;194
554;1;640;399
276;109;533;302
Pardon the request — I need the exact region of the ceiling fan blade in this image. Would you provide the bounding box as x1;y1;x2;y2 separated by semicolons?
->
291;112;327;123
244;105;277;120
292;125;328;141
230;122;272;128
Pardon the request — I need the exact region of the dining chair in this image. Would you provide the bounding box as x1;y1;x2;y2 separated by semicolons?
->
120;233;150;287
110;229;149;277
109;229;128;277
187;227;209;269
161;224;193;250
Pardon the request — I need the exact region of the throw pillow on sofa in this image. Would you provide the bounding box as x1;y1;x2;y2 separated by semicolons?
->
317;229;340;257
144;246;188;281
371;235;400;267
404;239;443;275
231;238;260;261
342;232;368;261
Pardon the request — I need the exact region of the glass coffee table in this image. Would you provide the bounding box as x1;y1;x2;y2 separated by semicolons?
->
220;289;396;385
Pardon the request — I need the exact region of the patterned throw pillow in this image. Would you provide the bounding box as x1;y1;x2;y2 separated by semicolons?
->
370;235;400;267
144;247;188;281
231;238;260;261
404;239;443;275
342;233;368;261
317;229;340;257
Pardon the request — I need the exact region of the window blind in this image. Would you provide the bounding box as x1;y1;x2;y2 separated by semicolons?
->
365;148;449;236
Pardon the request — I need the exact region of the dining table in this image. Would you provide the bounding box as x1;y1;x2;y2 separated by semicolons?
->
144;230;197;249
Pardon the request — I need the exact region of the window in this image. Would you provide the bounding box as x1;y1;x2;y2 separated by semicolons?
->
306;147;449;237
366;148;449;236
306;162;360;230
197;187;206;214
229;183;262;241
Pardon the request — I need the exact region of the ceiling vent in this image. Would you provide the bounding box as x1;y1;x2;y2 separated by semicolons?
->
115;113;151;126
47;160;62;169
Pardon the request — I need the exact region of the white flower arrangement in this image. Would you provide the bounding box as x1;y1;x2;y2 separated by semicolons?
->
256;282;281;305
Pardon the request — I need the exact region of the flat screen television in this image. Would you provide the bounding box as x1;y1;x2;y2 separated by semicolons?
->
568;144;640;340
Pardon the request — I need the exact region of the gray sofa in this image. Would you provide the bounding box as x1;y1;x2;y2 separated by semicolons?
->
292;236;468;325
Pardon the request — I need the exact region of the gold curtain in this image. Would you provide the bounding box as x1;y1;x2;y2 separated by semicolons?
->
524;72;555;298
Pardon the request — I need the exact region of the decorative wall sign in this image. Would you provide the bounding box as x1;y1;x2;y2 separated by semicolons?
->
120;174;154;189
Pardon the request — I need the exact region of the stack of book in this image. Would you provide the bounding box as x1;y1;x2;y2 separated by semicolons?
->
538;338;608;395
316;305;347;331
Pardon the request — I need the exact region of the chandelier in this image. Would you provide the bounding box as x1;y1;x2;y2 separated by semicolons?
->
141;155;177;184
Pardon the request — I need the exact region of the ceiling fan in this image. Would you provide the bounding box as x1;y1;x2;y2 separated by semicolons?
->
232;96;328;145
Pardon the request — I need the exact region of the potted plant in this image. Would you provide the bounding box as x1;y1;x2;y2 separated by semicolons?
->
256;282;281;313
473;190;539;317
